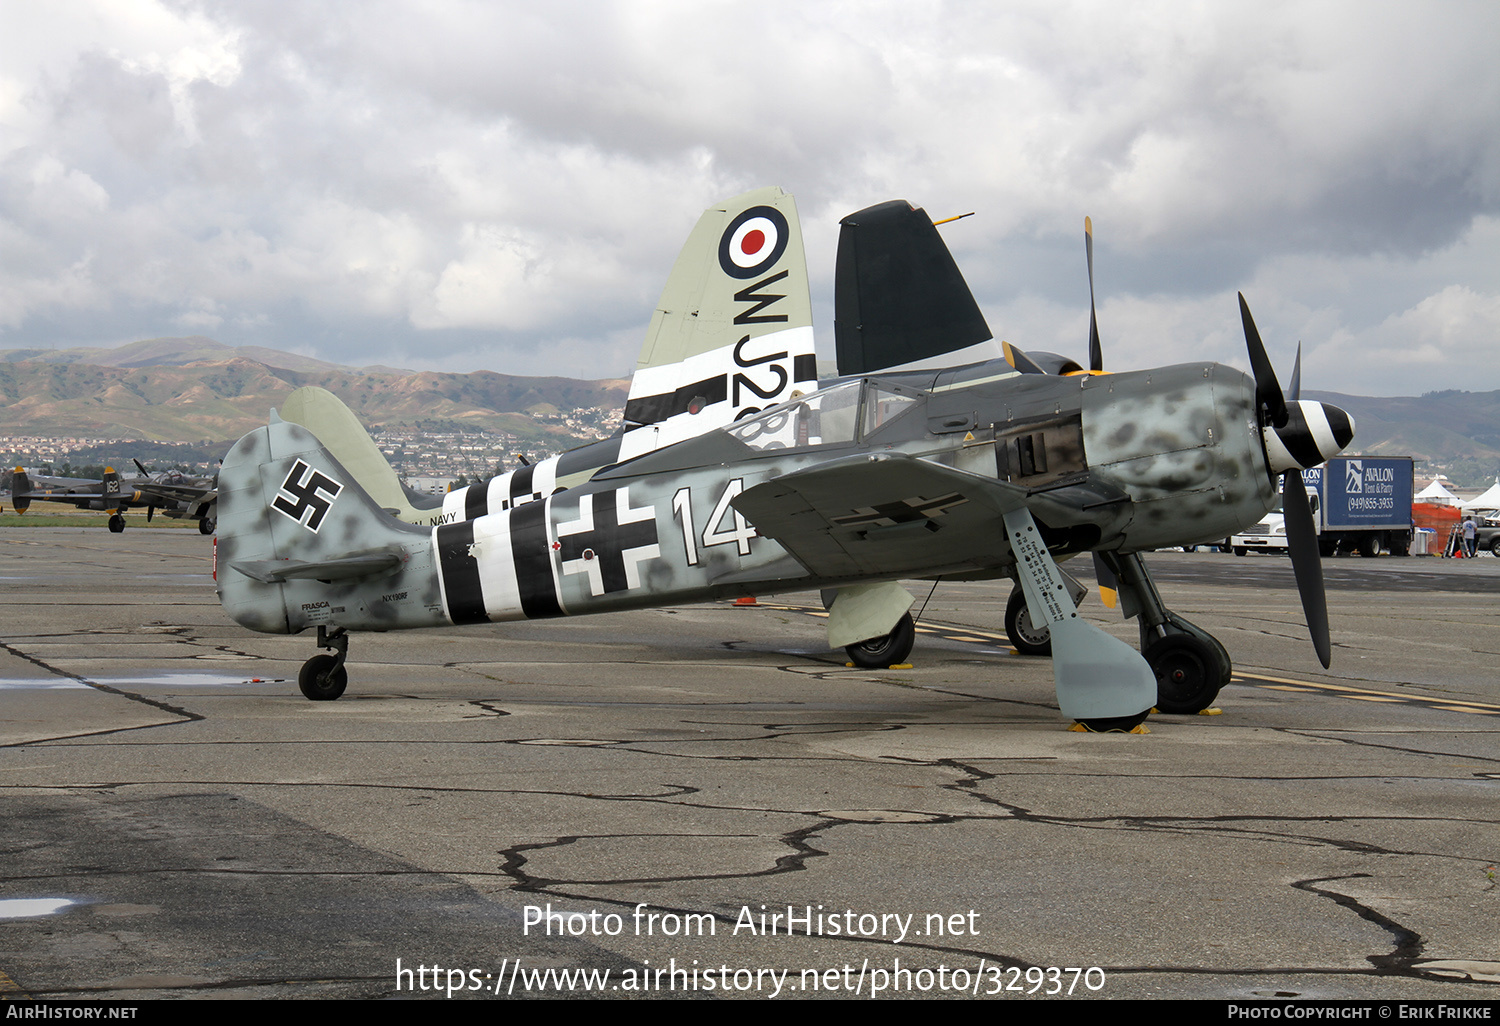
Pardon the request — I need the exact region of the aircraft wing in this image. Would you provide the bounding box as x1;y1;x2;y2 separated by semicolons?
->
731;453;1131;580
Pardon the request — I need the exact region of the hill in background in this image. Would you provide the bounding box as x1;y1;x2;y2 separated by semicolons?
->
0;337;628;450
1;337;1497;487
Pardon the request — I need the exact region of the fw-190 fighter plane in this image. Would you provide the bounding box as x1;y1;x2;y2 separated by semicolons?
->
9;460;217;534
214;197;1354;730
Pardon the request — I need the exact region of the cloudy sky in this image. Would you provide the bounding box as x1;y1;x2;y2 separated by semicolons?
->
3;1;1497;396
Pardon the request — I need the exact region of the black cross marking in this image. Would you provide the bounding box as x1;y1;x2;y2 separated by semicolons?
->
498;493;543;512
831;492;969;529
556;489;660;596
272;460;343;532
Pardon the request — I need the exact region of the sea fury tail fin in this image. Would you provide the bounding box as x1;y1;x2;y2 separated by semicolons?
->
618;186;817;462
279;387;445;523
215;414;444;637
435;187;817;524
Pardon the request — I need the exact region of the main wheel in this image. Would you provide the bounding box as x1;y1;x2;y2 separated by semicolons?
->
107;514;125;533
1232;546;1247;557
844;612;915;668
298;654;348;701
1004;587;1051;655
198;517;215;535
1145;634;1222;714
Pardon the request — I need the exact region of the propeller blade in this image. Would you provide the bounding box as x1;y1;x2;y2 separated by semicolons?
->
1281;469;1331;667
1085;217;1102;372
1288;342;1302;401
1092;551;1119;610
1238;293;1288;429
1002;340;1048;375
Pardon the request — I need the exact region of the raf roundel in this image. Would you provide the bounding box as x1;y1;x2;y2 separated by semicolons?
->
718;205;790;279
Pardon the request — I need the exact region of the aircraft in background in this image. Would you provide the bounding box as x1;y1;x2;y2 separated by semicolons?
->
9;460;217;534
213;196;1353;730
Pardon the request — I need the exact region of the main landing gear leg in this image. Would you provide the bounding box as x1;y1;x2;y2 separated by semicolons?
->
1099;552;1232;715
299;625;349;701
1003;508;1156;731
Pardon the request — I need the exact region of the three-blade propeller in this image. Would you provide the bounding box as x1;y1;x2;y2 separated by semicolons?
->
1238;294;1354;668
1058;221;1352;670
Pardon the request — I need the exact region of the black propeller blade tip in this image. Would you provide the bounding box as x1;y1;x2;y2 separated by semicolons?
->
1239;293;1288;430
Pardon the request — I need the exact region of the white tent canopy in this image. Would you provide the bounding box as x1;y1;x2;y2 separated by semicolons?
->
1416;480;1461;505
1461;478;1500;512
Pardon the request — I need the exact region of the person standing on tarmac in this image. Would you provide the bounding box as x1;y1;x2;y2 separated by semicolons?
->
1462;514;1478;557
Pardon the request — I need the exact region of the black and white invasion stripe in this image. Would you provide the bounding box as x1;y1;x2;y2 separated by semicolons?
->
434;500;564;625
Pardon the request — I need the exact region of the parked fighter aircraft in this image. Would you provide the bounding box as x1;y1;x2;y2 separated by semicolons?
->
214;200;1353;730
9;461;217;533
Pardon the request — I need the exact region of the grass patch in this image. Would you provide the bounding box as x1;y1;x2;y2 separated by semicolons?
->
0;500;202;529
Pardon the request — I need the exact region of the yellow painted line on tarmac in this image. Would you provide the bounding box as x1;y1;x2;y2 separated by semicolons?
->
738;601;1499;718
1235;672;1500;717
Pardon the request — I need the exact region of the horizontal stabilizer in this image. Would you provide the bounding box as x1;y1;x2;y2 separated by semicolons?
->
232;552;404;585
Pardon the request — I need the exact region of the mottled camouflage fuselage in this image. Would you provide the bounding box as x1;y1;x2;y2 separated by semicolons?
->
216;359;1274;638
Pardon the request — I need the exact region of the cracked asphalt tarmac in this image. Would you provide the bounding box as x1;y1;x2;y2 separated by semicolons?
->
1;529;1497;1000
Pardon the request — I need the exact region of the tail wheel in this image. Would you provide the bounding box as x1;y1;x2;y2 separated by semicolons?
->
1004;587;1051;656
299;654;348;701
844;612;915;669
1145;634;1223;714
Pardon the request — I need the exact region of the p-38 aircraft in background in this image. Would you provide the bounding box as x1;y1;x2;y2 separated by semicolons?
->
215;192;1353;731
9;460;217;534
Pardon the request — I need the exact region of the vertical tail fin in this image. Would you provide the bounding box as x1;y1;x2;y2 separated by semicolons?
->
279;386;444;523
834;200;996;375
216;415;439;636
102;467;125;509
9;467;30;513
619;186;816;461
